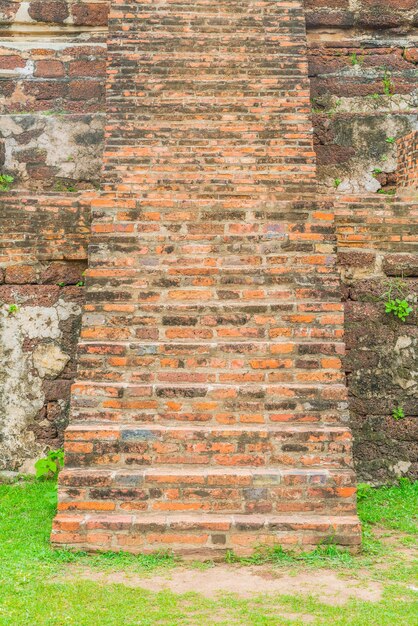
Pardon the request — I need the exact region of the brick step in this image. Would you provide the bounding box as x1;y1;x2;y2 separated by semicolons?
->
53;0;362;556
75;349;345;382
64;424;353;470
51;512;362;556
70;380;348;425
77;339;344;362
79;320;343;341
58;467;357;516
83;281;337;298
80;309;344;336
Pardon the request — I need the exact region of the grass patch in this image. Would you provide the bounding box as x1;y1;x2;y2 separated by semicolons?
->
0;479;416;625
357;479;418;534
225;543;355;568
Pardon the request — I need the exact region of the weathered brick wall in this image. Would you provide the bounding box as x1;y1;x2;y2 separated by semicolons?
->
397;131;418;189
0;40;106;114
0;0;107;192
336;194;418;482
0;193;89;470
307;1;418;483
0;1;102;473
0;0;416;489
306;0;418;193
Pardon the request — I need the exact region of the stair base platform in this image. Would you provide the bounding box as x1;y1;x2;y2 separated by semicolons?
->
51;513;362;558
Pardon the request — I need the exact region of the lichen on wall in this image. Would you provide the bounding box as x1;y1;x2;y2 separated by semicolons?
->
1;114;105;191
0;295;81;471
307;0;418;193
337;200;418;483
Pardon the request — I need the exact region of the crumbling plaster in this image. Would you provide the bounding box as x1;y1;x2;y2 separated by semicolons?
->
0;298;80;471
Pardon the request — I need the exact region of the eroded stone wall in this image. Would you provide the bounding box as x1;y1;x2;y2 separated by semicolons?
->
0;194;89;470
0;2;100;472
0;0;107;192
307;0;418;193
336;194;418;482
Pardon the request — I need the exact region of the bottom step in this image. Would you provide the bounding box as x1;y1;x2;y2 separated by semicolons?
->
51;513;361;558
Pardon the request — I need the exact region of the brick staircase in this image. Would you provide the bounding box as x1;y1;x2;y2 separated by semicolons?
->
52;0;361;556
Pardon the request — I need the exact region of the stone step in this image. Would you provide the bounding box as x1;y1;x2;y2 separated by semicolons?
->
58;467;357;516
51;512;362;557
64;424;353;470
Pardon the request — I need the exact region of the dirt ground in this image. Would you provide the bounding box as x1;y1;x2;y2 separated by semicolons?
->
63;563;382;605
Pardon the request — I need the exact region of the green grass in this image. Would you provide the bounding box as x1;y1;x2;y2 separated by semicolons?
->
0;479;416;625
357;479;417;533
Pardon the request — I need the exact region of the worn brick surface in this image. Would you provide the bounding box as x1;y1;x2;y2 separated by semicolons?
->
51;0;361;555
335;193;418;482
398;132;418;189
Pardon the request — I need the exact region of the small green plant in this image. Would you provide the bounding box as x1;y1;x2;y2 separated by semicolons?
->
35;448;64;480
76;280;85;287
57;282;66;287
350;52;364;66
382;70;394;96
7;304;19;315
0;174;14;192
383;278;413;322
372;168;383;177
54;180;78;193
385;298;413;321
386;136;395;144
392;406;405;421
333;178;342;189
356;482;373;502
44;109;68;116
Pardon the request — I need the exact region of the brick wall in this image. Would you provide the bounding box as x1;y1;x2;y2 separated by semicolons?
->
0;0;107;192
306;2;418;483
306;0;418;193
0;1;104;471
0;41;106;114
397;131;418;189
0;193;89;470
336;194;418;482
0;0;416;488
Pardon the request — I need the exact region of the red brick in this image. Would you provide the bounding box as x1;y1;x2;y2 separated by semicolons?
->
69;60;106;78
34;60;65;78
28;1;69;23
72;3;109;26
5;265;37;284
69;80;103;101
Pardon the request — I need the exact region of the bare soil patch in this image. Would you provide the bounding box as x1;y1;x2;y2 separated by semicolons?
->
62;563;383;605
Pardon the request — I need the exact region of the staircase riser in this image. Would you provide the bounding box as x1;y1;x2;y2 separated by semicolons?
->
51;516;362;556
77;341;345;385
65;429;353;469
58;484;356;515
70;381;349;425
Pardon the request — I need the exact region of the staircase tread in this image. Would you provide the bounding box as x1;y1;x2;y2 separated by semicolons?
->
67;423;352;432
61;466;355;476
54;512;361;524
